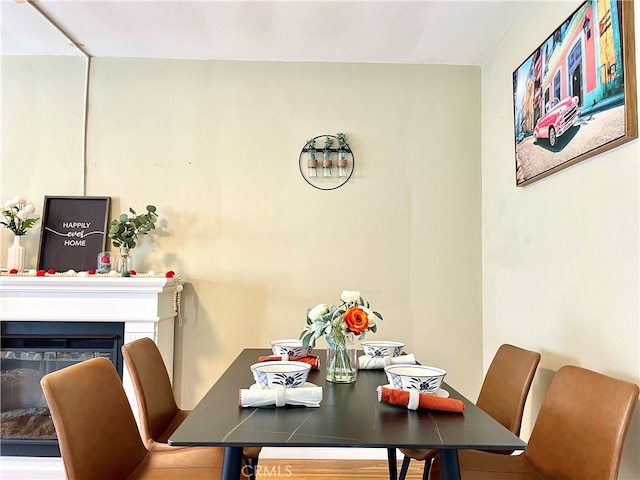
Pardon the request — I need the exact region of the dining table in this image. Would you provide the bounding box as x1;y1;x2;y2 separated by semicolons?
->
169;348;526;480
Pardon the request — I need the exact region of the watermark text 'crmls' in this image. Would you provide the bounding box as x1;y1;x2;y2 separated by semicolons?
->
242;464;294;477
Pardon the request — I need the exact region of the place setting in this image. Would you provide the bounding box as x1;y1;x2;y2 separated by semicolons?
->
239;339;323;408
350;335;464;412
357;340;416;369
367;347;463;413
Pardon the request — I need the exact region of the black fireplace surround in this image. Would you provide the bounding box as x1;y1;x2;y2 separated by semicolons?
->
0;321;124;457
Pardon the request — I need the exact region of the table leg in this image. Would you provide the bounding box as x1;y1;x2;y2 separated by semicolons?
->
222;446;243;480
438;449;461;480
387;447;397;480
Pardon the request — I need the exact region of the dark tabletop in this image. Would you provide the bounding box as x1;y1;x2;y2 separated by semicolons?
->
169;348;526;453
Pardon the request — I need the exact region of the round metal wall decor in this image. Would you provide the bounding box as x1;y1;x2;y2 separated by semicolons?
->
298;134;354;190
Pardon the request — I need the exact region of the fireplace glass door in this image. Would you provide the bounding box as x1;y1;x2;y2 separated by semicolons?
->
0;321;124;456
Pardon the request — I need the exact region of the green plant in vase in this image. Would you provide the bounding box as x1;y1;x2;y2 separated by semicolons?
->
323;136;334;177
108;205;158;273
307;138;318;178
336;133;349;177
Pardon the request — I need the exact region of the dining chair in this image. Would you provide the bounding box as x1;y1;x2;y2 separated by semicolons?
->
122;337;262;477
40;356;248;479
428;364;640;480
391;344;541;480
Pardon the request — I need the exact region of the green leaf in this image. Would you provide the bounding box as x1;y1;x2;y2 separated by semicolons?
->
110;205;159;250
22;217;39;229
301;332;314;348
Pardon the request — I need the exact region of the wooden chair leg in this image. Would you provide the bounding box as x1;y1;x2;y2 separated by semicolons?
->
387;448;398;480
398;455;412;480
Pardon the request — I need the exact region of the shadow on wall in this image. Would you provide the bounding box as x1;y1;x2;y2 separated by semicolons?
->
173;280;268;407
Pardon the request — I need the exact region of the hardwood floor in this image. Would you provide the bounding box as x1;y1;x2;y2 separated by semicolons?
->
255;458;427;479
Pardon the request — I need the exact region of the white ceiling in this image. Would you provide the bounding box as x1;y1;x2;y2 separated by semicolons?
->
1;0;534;65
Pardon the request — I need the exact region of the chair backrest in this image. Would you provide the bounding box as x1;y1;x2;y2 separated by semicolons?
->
41;357;148;480
476;344;541;436
525;365;639;479
122;337;180;444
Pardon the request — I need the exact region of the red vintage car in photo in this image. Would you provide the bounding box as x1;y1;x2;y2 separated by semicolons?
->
534;96;580;147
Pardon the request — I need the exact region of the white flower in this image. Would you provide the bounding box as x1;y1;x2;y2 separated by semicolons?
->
308;303;329;321
362;307;376;327
2;196;39;235
301;290;383;349
340;290;361;304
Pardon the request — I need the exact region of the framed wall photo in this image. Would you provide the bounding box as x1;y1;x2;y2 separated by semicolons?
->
37;196;111;272
513;0;637;187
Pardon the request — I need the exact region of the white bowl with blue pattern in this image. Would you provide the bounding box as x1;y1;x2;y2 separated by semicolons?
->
384;364;446;394
270;339;313;357
250;361;311;389
360;341;405;358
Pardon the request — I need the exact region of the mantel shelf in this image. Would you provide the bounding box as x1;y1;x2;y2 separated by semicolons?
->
0;275;180;295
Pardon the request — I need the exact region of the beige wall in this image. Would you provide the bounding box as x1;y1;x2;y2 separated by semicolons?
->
4;0;638;472
1;58;483;416
481;1;640;477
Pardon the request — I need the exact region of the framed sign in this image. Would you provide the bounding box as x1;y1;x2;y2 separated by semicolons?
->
513;0;637;186
37;196;111;272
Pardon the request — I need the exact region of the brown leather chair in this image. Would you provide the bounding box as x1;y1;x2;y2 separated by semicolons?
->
394;344;541;480
122;338;261;474
40;356;245;479
429;364;640;480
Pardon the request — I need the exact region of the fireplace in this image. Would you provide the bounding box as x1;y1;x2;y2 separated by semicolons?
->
0;274;179;466
1;321;125;456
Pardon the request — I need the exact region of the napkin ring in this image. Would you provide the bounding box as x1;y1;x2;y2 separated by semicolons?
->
275;385;286;407
407;389;420;410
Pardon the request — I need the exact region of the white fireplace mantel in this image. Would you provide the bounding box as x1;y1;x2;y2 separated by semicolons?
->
0;274;181;420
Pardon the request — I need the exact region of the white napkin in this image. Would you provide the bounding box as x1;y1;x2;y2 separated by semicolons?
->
239;383;323;408
358;353;417;370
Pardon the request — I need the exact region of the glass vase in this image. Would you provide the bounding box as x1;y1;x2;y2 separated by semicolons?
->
115;247;133;273
326;338;357;383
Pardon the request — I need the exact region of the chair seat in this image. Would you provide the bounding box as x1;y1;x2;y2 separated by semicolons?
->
399;448;437;462
430;450;543;480
128;446;225;480
122;337;262;470
242;446;263;460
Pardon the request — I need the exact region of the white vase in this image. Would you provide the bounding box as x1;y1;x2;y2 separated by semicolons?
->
7;235;26;271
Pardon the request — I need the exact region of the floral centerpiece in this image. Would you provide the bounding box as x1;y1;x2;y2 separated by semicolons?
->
300;290;383;383
1;197;39;236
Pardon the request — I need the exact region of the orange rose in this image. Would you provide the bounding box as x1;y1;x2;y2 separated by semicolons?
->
343;307;369;335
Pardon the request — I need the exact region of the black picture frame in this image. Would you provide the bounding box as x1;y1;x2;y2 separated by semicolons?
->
37;196;111;272
512;0;637;186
